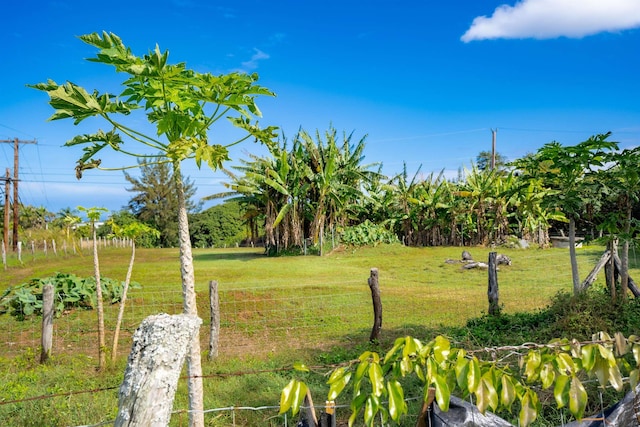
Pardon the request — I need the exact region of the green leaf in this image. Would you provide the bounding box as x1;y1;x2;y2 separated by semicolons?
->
482;372;499;412
279;379;295;414
569;376;588;420
369;362;385;397
608;364;624;392
518;390;538;427
434;374;451;412
327;368;351;401
387;380;407;421
524;350;542;381
363;395;380;427
290;380;307;417
384;337;405;364
433;335;451;365
629;369;639;389
540;363;555;389
555;352;576;375
293;362;309;372
455;356;470;390
500;375;516;407
553;374;570;408
467;357;481;393
581;345;597;371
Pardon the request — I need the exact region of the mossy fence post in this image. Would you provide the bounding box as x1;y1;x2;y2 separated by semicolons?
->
368;268;382;342
488;252;500;316
208;280;220;361
115;314;202;426
40;282;54;363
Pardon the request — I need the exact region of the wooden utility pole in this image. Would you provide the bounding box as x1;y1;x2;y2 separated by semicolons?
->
490;128;497;170
3;169;10;254
1;138;37;251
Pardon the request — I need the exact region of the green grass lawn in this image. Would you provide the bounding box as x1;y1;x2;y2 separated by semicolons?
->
1;243;638;426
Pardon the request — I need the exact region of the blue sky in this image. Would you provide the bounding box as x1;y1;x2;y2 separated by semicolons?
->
1;0;639;215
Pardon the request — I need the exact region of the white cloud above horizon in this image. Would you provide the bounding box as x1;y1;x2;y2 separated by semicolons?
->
461;0;640;42
240;48;270;70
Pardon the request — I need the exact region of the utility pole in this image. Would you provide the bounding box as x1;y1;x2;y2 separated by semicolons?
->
1;138;37;251
2;169;10;254
490;128;497;170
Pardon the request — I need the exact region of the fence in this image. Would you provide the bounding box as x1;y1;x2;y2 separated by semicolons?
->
1;248;580;360
2;245;628;426
2;237;132;268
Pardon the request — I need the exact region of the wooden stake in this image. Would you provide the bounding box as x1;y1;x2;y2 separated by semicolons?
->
368;268;382;342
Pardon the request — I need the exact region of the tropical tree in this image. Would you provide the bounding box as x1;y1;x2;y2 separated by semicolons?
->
512;133;618;295
476;150;508;171
31;31;277;425
458;165;500;245
388;163;423;246
189;201;246;248
598;147;640;298
78;205;108;370
215;127;379;254
125;160;198;247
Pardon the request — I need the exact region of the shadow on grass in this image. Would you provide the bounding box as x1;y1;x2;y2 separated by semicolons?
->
192;250;265;262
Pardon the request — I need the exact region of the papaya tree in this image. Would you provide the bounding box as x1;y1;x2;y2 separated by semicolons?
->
109;220;160;363
77;205;108;370
31;32;277;426
512;133;618;295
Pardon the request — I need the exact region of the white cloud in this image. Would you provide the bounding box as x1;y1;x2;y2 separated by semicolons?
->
461;0;640;42
240;49;270;71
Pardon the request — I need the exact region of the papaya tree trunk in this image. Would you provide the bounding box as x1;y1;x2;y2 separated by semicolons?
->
93;223;106;370
112;241;136;363
174;164;204;427
621;202;631;298
569;217;581;295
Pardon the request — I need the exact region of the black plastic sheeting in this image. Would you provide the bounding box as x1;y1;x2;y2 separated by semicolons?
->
429;385;640;427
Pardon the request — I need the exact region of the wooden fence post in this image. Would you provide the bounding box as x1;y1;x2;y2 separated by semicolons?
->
40;283;54;363
115;314;202;427
319;401;336;427
17;241;21;262
208;280;220;361
488;252;500;316
2;240;5;270
368;268;382;342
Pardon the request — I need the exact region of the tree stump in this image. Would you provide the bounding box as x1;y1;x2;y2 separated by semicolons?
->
115;313;202;427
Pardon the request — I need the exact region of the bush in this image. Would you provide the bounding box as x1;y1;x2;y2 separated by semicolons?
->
340;220;399;247
0;272;140;320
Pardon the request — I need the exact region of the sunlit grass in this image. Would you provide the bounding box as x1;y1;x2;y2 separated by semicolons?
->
1;243;638;426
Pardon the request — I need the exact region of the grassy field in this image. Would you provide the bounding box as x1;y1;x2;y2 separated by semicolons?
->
1;243;638;426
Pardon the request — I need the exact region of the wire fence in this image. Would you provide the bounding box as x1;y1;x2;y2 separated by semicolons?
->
2;245;635;426
1;250;576;360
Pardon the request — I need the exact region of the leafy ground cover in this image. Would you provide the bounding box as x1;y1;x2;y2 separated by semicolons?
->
0;244;638;426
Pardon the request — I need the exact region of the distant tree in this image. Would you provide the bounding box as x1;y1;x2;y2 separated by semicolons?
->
476;150;508;171
102;210;159;247
19;205;54;229
124;161;198;247
189;201;245;248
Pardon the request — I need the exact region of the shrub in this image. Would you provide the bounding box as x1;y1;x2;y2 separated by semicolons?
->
340;220;399;247
0;272;140;320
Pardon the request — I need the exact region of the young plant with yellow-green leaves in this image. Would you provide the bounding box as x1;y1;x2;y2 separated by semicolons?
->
280;332;640;426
